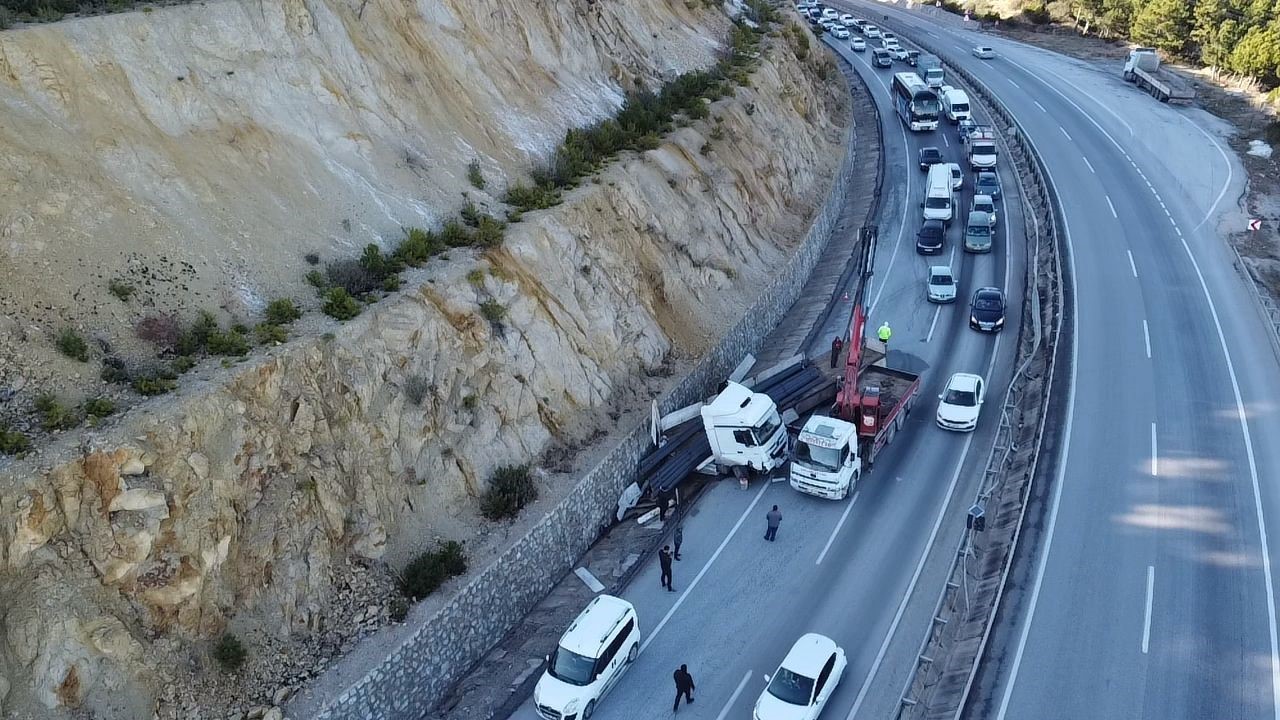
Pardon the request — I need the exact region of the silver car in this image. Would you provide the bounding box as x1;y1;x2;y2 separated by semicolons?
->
927;265;957;303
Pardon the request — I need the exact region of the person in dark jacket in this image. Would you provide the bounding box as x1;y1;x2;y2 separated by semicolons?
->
830;335;844;369
765;505;782;541
673;664;696;711
659;545;674;591
673;522;683;561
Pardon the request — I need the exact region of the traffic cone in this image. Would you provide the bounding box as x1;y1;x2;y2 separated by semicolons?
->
842;291;850;301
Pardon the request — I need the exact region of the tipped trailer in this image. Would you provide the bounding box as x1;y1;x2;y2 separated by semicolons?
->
1123;48;1195;103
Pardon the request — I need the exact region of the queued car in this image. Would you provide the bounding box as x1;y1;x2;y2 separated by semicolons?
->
927;265;957;303
839;12;856;25
872;48;893;68
820;17;839;31
830;25;850;39
974;171;1002;200
904;49;921;66
969;287;1006;332
918;146;943;171
881;31;898;44
947;162;963;190
850;37;866;52
916;219;946;255
964;211;993;252
754;634;847;720
822;7;839;19
973;45;996;59
972;194;998;226
957;117;978;142
937;373;985;432
864;24;881;38
889;47;910;61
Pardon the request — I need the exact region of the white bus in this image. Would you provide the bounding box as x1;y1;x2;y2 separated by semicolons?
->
891;72;940;131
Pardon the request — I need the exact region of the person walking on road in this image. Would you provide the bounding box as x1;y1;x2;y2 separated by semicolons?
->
673;522;683;561
878;321;892;352
673;664;696;712
830;335;844;369
659;545;674;591
765;505;782;541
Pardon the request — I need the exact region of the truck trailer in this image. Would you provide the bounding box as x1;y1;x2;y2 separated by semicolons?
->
1123;48;1195;103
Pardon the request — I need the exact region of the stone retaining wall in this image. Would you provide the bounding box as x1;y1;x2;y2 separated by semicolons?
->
312;47;867;720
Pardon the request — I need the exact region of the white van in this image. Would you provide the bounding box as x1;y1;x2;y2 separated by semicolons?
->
942;88;971;124
534;595;640;720
922;164;954;225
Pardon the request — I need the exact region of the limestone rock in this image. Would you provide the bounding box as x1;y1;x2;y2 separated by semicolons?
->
107;489;167;513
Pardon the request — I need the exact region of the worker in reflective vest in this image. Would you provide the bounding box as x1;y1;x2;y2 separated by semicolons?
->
878;322;892;350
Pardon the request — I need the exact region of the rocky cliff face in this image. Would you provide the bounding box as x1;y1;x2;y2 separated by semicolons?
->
0;0;848;717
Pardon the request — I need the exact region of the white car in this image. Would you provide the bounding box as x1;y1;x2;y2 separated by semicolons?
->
864;25;881;38
972;194;998;226
822;7;839;19
890;47;910;60
850;37;866;52
937;373;985;432
820;18;838;31
533;595;640;720
831;25;850;39
947;163;963;190
881;31;897;43
973;46;996;59
754;634;847;720
839;12;856;25
927;265;957;303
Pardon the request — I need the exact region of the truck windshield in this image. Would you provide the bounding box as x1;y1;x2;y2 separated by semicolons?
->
751;413;782;446
973;142;996;155
952;102;969;113
547;647;595;686
795;441;841;472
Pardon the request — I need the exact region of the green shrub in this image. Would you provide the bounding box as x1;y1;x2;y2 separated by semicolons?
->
35;394;79;431
326;259;380;295
479;465;538;520
439;220;472;248
101;357;131;384
305;269;328;290
212;634;247;672
264;298;301;325
0;6;13;29
322;288;361;321
83;397;116;418
460;201;483;228
56;328;90;362
395;227;445;266
400;540;468;601
471;216;506;248
479;299;506;325
503;180;562;213
206;328;250;357
467;159;486;190
466;269;486;286
171;355;197;374
132;374;177;397
255;323;288;345
108;279;135;301
359;243;401;280
0;426;30;455
382;275;403;291
462;394;478;410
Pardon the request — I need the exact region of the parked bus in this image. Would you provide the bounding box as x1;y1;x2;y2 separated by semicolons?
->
891;72;940;131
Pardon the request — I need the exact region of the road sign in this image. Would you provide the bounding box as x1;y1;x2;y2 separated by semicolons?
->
1250;218;1262;231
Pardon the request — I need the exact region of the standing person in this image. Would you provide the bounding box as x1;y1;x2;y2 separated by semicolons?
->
830;335;844;369
672;664;696;712
659;545;674;591
878;321;893;353
765;505;782;542
673;522;683;561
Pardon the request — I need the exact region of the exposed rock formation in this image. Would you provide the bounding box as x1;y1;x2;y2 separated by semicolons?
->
0;0;848;717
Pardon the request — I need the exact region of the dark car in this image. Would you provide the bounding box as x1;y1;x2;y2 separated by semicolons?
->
872;48;893;68
916;219;946;255
904;50;921;66
958;118;977;142
918;146;943;171
974;171;1002;200
969;287;1006;332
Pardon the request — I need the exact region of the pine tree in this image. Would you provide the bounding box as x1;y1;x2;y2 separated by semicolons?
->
1130;0;1191;54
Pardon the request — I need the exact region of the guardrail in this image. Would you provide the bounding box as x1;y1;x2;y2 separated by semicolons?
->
1228;242;1280;363
868;16;1072;720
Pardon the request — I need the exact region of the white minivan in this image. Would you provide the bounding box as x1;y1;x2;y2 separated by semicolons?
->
922;163;954;225
534;595;640;720
942;87;971;124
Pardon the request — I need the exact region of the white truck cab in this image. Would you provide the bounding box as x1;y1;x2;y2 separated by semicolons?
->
789;415;861;499
701;382;789;474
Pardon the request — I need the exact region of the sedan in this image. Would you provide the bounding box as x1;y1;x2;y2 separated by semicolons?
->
972;194;998;226
864;25;881;38
830;25;850;39
975;171;1002;200
850;37;866;51
927;265;957;303
839;12;856;25
881;31;898;43
918;146;943;171
969;287;1006;332
916;219;945;254
937;373;985;432
957;118;977;142
820;18;838;30
889;47;910;60
822;7;839;19
947;162;963;190
973;45;996;59
754;634;847;720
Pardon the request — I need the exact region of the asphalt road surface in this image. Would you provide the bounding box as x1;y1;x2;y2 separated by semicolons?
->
844;4;1280;718
509;21;1029;720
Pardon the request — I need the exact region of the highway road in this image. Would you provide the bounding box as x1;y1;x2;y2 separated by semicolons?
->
848;4;1280;718
509;22;1027;720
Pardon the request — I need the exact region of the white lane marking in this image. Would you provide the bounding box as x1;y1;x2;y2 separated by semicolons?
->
574;567;605;593
1127;250;1138;278
1168;216;1178;228
943;133;950;147
1151;422;1158;477
1106;196;1118;218
1174;226;1183;237
1000;55;1135;136
1033;100;1047;113
868;109;913;314
816;491;862;565
715;670;754;720
995;156;1081;720
1185;118;1235;232
1059;126;1073;141
1082;156;1095;174
639;481;770;654
1173;230;1280;717
1143;320;1151;359
1007;78;1021;89
1143;565;1155;654
925;305;943;344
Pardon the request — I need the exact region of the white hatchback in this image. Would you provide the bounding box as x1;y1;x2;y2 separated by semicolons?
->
927;265;957;303
937;373;985;432
754;634;847;720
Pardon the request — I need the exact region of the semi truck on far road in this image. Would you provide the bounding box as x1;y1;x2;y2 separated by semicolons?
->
1123;48;1196;103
